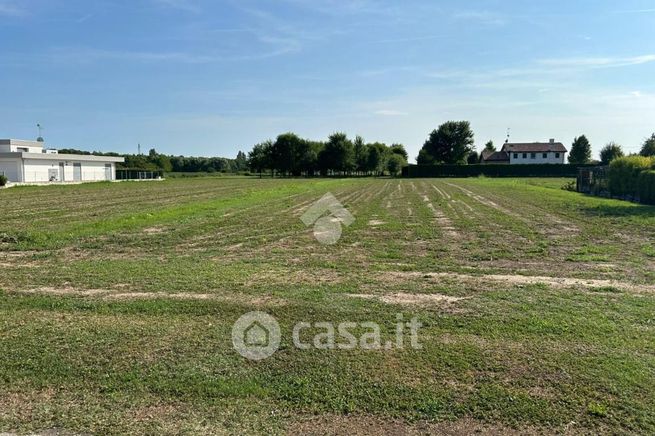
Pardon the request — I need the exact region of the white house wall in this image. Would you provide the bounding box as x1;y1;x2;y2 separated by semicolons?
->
22;159;115;183
508;152;565;165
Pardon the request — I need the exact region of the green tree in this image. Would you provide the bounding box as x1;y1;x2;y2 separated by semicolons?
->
484;141;495;152
418;121;474;164
387;154;407;176
416;148;435;165
364;144;382;175
389;143;408;161
353;135;367;174
155;154;173;172
271;132;305;176
640;133;655;157
248;140;273;177
467;150;479;164
599;142;624;165
234;151;248;171
318;132;355;175
569;135;592;164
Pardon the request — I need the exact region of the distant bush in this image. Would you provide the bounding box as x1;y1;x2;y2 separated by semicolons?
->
0;175;7;187
608;156;654;198
638;171;655;205
561;180;576;192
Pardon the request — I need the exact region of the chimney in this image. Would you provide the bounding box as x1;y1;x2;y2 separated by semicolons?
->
549;138;555;144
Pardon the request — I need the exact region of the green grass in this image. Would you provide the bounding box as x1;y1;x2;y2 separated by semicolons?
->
1;177;654;434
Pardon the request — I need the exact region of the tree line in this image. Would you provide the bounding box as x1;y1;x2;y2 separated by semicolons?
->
246;132;408;177
58;148;249;173
568;133;655;165
412;120;655;166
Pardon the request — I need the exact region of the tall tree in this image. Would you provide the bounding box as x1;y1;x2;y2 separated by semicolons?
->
318;132;355;175
418;121;475;164
353;135;367;174
416;148;435;165
387;154;407;176
234;151;248;171
248;140;273;177
271;132;305;176
599;142;624;165
484;140;495;152
389;143;408;161
569;135;592;164
640;133;655;157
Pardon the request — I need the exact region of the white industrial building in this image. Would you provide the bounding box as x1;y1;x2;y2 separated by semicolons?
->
0;139;124;183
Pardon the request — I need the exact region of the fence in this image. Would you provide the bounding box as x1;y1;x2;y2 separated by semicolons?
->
403;164;595;178
576;166;609;196
116;169;164;180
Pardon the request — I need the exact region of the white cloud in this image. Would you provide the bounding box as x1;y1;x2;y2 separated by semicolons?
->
538;54;655;68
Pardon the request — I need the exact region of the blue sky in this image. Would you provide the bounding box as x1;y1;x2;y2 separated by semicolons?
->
1;0;654;161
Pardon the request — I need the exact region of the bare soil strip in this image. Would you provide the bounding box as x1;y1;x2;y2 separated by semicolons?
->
386;271;655;293
348;292;468;305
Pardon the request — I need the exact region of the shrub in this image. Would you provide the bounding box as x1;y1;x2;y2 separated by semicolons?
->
638;171;655;205
0;174;7;187
608;156;654;198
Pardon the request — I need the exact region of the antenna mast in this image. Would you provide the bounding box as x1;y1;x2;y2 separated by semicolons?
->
36;123;45;142
505;128;511;143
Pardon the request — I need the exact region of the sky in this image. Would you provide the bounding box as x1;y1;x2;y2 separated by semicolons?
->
1;0;654;162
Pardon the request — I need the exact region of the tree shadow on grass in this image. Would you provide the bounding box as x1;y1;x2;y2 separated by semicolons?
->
579;202;655;219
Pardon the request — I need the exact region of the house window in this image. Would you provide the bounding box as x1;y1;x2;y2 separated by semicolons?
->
522;153;527;159
531;153;536;159
513;153;518;159
555;153;560;158
543;153;548;158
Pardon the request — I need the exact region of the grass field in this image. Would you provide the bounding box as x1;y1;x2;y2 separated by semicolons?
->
1;177;654;434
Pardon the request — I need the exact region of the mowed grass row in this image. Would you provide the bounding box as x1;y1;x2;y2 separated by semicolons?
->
0;177;654;434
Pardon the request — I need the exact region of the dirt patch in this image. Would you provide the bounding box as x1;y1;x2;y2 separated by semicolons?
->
385;271;655;293
349;292;468;305
288;414;543;435
8;287;288;305
142;226;167;235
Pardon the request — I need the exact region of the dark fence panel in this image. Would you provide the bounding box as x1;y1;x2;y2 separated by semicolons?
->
404;164;594;178
116;169;164;180
576;166;609;196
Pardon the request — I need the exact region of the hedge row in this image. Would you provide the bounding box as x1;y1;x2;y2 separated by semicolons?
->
639;171;655;205
608;156;655;203
403;164;595;178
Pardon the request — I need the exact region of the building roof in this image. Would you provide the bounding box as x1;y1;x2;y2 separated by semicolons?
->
481;150;509;162
0;152;124;162
0;139;44;146
502;142;567;153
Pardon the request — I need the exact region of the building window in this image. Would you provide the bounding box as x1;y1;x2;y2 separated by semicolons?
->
531;153;536;159
555;153;560;158
543;153;548;158
513;153;518;159
17;147;29;152
522;153;527;159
